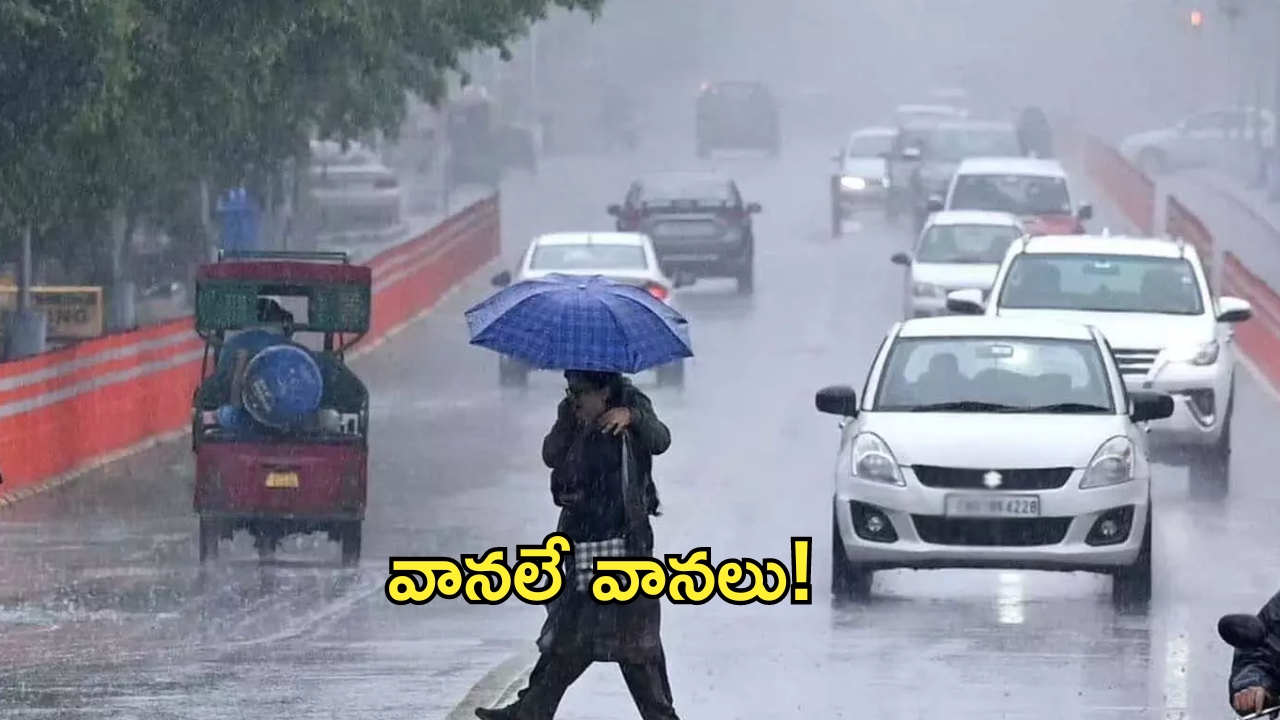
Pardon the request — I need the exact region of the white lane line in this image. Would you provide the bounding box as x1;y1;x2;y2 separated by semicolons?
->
995;571;1025;625
1164;603;1191;720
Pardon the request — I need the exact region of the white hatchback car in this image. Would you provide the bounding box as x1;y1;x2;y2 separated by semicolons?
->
815;316;1174;609
490;232;689;387
946;235;1253;495
890;210;1026;318
931;157;1092;237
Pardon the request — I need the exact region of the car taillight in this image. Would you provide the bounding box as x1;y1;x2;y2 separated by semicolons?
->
645;283;669;301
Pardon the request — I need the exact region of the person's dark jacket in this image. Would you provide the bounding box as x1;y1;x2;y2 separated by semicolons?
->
1231;590;1280;703
537;378;670;663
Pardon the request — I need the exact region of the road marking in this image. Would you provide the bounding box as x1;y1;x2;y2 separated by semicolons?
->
995;571;1025;625
443;650;538;720
1163;603;1190;720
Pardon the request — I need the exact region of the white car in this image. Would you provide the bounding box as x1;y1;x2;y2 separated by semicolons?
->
490;232;689;388
830;126;895;235
304;140;406;244
890;211;1026;318
1118;106;1275;177
815;316;1174;608
945;235;1253;494
931;157;1091;236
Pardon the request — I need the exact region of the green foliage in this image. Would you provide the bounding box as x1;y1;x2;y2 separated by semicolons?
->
0;0;606;263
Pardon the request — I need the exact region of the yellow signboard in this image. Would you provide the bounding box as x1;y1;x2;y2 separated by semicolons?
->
0;286;104;341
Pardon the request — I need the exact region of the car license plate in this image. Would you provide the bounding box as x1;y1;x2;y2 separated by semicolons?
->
944;494;1040;517
265;471;299;488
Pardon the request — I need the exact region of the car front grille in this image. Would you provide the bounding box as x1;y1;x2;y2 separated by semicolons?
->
912;466;1073;490
1111;348;1160;377
911;516;1072;546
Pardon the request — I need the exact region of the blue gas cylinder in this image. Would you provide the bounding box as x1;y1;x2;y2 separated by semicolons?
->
240;343;324;429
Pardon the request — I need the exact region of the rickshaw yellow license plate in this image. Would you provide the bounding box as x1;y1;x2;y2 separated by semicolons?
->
265;471;299;488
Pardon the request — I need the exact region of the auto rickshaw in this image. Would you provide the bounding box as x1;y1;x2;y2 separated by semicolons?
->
191;250;372;565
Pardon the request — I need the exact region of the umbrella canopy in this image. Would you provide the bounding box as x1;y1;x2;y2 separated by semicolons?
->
465;274;693;373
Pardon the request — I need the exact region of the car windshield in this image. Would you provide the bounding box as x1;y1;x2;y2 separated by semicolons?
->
640;177;733;206
948;173;1072;215
529;244;649;271
896;107;957;124
997;253;1205;315
847;134;894;158
928;128;1022;162
875;336;1115;412
917;223;1022;264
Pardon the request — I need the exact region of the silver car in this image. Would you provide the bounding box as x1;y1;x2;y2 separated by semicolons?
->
890;210;1025;318
830;127;895;237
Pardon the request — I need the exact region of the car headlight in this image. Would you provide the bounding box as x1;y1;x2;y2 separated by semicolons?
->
849;432;905;486
840;176;867;190
913;281;945;298
1164;340;1219;366
1080;436;1135;489
882;175;891;188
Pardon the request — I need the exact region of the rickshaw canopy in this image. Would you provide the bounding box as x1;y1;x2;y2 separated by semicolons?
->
195;250;372;335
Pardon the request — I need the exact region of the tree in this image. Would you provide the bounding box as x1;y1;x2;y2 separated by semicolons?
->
0;0;608;320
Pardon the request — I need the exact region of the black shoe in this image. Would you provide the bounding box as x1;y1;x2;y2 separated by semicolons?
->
475;705;519;720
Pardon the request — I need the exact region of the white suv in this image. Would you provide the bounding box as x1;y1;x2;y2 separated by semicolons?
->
815;316;1173;609
945;235;1253;495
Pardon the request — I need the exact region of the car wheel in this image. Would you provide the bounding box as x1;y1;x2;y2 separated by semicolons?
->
655;360;685;388
1111;509;1153;612
1137;148;1168;178
498;357;529;388
735;258;755;294
1189;414;1231;501
831;511;873;601
198;517;221;562
339;521;362;567
831;200;843;238
884;195;900;223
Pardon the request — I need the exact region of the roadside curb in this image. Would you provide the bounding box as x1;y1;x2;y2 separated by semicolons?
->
0;256;500;511
442;650;538;720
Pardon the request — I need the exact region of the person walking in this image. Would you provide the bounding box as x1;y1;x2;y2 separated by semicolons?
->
476;369;681;720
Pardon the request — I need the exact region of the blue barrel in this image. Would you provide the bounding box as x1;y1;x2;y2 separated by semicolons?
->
240;343;325;429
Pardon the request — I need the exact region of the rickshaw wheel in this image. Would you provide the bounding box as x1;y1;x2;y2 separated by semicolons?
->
198;517;221;562
340;522;362;566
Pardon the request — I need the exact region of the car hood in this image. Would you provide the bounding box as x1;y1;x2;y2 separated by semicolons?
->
1022;214;1084;236
841;157;885;178
863;413;1129;468
992;309;1211;349
912;262;999;290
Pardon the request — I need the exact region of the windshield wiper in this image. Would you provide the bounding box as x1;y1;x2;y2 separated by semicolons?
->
910;400;1018;412
1016;402;1111;414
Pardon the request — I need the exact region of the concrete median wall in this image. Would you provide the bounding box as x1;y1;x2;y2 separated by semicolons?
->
1063;123;1280;389
0;194;500;503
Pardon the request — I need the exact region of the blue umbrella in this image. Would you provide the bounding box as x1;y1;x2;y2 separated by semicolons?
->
465;274;693;373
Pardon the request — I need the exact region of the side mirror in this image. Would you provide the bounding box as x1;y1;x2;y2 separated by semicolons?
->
945;288;985;315
671;272;695;288
1219;613;1268;650
901;147;922;161
1129;391;1174;423
746;202;762;213
1076;204;1094;221
491;270;512;287
815;385;859;417
890;252;912;266
607;204;622;216
925;196;944;213
1217;296;1253;323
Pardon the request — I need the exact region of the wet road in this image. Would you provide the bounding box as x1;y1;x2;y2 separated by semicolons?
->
0;125;1275;720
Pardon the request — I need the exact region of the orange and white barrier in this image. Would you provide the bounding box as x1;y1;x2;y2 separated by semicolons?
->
0;194;500;499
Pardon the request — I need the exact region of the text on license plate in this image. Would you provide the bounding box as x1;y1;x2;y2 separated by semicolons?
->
944;494;1040;517
265;471;299;488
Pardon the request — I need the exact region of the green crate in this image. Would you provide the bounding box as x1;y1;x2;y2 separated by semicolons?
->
195;281;371;334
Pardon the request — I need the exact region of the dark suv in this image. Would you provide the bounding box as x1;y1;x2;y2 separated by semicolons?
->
609;172;761;293
694;81;780;158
